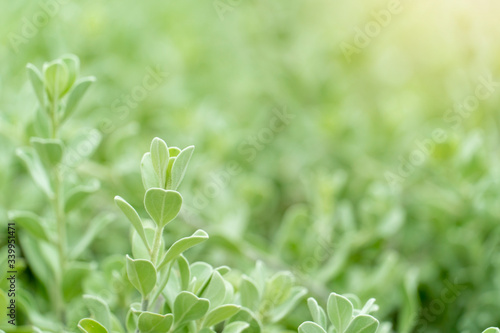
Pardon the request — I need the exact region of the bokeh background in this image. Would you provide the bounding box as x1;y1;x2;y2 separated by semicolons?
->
1;0;500;332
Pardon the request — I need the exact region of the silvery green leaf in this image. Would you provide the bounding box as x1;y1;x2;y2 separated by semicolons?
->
307;298;327;329
221;321;250;333
203;304;240;328
137;312;173;333
31;137;63;168
144;188;182;228
63;76;96;122
327;293;354;333
8;210;50;242
78;318;108;333
150;137;169;188
177;255;191;291
239;276;260;312
190;262;214;294
298;321;327;333
43;59;69;101
63;262;92;301
60;54;79;95
126;255;157;297
159;229;208;269
344;315;379;333
26;63;46;108
266;271;294;305
268;286;307;323
169;145;194;190
65;179;100;213
69;213;114;260
173;291;210;327
141;152;159;190
83;294;111;330
115;196;150;251
227;308;262;333
16;147;53;197
200;271;226;309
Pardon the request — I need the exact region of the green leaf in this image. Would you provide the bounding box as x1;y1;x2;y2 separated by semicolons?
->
227;308;261;333
265;271;294;305
63;262;92;301
115;196;150;251
203;304;240;327
144;188;183;228
169;146;194;190
31;137;63;168
63;76;96;121
173;291;210;327
141;152;159;190
126;255;157;296
222;321;250;333
26;63;45;108
138;312;173;333
43;60;69;101
327;293;353;333
239;276;260;312
177;255;191;291
65;179;100;213
169;147;181;157
298;321;327;333
83;295;111;330
150;137;169;188
16;147;53;197
307;298;327;329
344;315;379;333
69;213;114;260
8;211;50;242
483;328;500;333
60;54;79;95
200;271;227;309
159;229;208;269
268;286;307;323
78;318;108;333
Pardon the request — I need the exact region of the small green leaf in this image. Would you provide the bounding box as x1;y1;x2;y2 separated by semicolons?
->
268;286;307;323
31;137;63;168
78;318;108;333
222;321;250;333
83;295;111;330
227;308;262;333
239;276;260;312
26;63;45;108
65;179;100;213
144;188;183;228
138;312;173;333
43;60;69;101
16;147;53;197
298;321;327;333
200;271;227;309
60;54;79;95
126;255;157;297
141;152;159;190
150;137;169;188
169;146;194;190
307;298;327;329
177;255;191;291
169;147;181;157
327;293;354;333
173;291;210;327
344;315;379;333
203;304;240;327
483;328;500;333
159;229;208;269
63;76;96;122
115;196;150;251
8;211;50;242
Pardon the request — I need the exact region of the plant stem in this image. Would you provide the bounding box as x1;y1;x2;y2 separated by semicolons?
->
150;226;163;266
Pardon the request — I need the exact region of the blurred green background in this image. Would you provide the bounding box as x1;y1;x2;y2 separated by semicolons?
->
1;0;500;332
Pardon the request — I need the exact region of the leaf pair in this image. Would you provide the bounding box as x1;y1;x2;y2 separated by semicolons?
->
300;294;379;333
141;137;194;190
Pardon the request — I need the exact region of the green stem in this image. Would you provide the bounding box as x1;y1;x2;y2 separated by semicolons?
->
150;226;163;266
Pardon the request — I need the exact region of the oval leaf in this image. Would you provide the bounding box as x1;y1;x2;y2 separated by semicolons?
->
144;188;182;228
159;229;208;269
327;293;353;333
203;304;240;328
344;315;379;333
173;291;210;327
150;137;169;188
63;76;96;121
115;196;150;251
78;318;108;333
138;312;173;333
126;255;157;297
169;146;194;190
298;321;327;333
